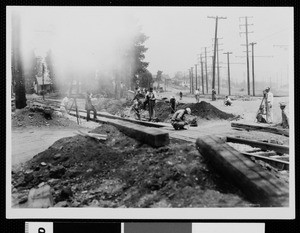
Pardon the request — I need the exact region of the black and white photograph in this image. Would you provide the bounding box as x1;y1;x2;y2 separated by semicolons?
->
6;6;294;219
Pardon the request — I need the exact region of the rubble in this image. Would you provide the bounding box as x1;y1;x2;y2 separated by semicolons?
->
12;124;252;208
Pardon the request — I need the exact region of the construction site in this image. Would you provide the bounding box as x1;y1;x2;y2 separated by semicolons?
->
9;7;292;211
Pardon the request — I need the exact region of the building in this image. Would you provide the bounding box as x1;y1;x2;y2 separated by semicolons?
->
34;75;52;93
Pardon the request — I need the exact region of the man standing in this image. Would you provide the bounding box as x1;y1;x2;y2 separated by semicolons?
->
195;89;200;103
171;107;192;130
146;87;156;121
212;89;216;101
170;96;176;113
85;91;97;121
280;102;289;128
179;91;183;100
265;87;273;123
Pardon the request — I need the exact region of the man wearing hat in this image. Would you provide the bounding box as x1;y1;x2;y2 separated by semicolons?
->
265;87;273;123
171;107;192;130
280;102;289;128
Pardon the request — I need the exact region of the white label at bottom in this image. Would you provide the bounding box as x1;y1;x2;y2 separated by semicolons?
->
26;222;53;233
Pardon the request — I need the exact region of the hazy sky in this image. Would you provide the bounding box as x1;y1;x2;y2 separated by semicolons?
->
9;6;293;85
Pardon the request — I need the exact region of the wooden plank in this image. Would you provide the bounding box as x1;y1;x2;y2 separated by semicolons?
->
226;136;289;154
242;152;289;171
196;136;289;207
68;111;169;148
231;122;289;137
110;120;170;148
69;108;168;128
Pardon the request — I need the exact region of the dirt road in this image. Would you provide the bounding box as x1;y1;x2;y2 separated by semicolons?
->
11;114;100;169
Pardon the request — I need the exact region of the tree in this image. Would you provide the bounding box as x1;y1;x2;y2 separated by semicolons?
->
24;49;37;94
45;50;56;91
129;28;149;89
156;70;163;89
12;11;26;109
138;69;153;89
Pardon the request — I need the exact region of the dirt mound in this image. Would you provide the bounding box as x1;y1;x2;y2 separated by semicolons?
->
179;101;237;120
12;124;250;208
155;100;238;122
12;108;80;128
95;98;132;116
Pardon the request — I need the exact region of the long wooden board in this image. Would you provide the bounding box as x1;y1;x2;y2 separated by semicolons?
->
196;136;289;207
231;122;289;137
226;136;289;154
242;152;289;171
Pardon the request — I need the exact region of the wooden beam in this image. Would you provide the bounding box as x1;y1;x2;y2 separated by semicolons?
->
231;122;289;137
196;136;289;207
226;136;289;154
242;152;289;170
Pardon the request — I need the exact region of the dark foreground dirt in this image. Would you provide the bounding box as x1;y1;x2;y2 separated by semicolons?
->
12;124;253;208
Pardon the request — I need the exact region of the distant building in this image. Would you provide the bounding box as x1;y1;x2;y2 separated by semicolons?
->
34;75;52;93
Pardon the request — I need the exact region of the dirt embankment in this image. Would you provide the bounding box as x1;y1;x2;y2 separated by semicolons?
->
12;107;80;128
12;124;251;208
155;101;240;123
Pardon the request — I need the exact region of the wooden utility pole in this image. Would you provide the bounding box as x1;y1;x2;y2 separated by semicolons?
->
203;47;209;93
42;63;45;100
190;67;194;94
11;10;27;109
208;16;227;96
200;55;204;94
212;37;223;94
195;64;198;90
224;52;233;96
189;69;191;93
239;16;253;95
249;42;257;96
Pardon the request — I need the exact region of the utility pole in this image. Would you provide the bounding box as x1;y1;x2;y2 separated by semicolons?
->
200;54;205;95
239;16;253;95
190;67;194;94
249;42;257;96
212;37;223;94
188;69;191;93
208;16;227;96
195;64;198;90
224;52;233;96
203;47;209;93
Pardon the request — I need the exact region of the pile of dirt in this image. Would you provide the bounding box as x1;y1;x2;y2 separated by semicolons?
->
11;108;80;128
12;124;251;208
155;101;239;122
95;98;132;116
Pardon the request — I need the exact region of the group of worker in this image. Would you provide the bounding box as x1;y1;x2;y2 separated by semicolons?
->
73;85;282;130
131;87;157;121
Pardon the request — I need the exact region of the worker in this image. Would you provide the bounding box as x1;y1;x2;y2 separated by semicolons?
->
212;89;216;101
170;96;176;113
179;91;183;100
280;102;289;128
256;105;267;123
60;95;69;115
171;107;192;130
195;89;200;103
265;87;273;123
85;91;97;121
131;99;141;120
146;87;156;121
224;95;232;106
